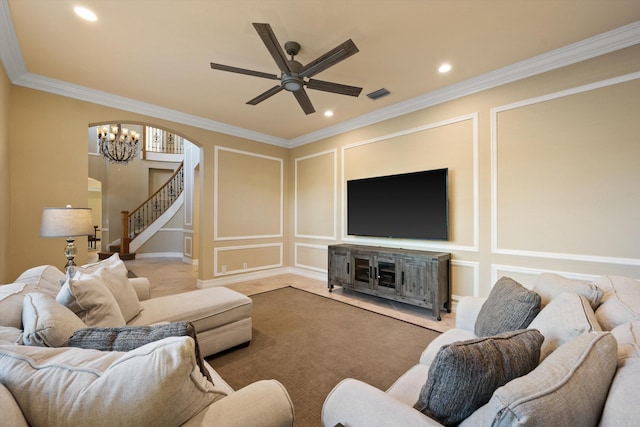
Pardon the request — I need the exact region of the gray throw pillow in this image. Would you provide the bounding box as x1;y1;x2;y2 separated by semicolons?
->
414;329;544;426
66;321;212;383
475;277;541;337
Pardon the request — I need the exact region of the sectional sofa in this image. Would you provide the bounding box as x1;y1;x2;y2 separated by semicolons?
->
0;255;294;426
323;273;640;426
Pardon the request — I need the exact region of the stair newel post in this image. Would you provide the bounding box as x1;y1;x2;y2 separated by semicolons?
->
121;210;130;254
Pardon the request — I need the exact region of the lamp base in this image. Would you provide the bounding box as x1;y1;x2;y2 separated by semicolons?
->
64;238;78;279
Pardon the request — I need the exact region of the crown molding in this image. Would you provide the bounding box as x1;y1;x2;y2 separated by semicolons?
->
287;20;640;147
11;72;288;147
0;0;26;81
1;0;638;148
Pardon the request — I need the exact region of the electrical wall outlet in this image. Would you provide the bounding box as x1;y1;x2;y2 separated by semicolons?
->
243;262;248;269
221;265;226;274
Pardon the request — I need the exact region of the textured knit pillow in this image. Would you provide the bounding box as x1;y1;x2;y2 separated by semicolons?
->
0;336;225;427
460;332;618;427
22;292;87;347
475;277;541;337
66;322;211;382
414;329;543;426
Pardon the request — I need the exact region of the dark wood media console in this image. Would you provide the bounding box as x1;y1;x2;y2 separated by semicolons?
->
328;244;451;320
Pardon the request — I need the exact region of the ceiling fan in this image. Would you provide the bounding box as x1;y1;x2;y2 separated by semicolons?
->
210;23;362;115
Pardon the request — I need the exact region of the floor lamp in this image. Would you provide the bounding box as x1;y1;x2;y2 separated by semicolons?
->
40;205;94;278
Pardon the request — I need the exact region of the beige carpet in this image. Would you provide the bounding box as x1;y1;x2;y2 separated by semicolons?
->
207;286;440;427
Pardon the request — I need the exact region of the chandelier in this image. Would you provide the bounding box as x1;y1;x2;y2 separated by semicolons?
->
97;124;140;164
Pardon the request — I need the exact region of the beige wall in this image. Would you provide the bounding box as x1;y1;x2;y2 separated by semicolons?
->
3;44;639;297
5;87;289;281
290;44;640;300
0;63;10;281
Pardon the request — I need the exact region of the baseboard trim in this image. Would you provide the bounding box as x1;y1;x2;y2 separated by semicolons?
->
197;266;327;288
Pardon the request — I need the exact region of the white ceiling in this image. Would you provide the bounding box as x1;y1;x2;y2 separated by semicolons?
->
2;1;639;147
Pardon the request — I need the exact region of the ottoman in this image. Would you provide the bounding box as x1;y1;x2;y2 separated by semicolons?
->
128;286;252;357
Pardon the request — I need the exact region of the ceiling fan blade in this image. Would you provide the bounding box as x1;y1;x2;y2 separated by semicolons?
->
293;88;316;115
252;23;291;73
210;63;278;80
299;39;359;78
246;85;284;105
306;79;362;97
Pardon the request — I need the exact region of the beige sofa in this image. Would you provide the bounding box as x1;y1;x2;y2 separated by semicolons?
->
0;256;294;426
323;273;640;426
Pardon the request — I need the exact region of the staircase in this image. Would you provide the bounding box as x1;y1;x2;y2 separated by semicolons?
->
99;162;184;259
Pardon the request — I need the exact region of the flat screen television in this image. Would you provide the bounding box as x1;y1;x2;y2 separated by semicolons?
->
347;168;449;240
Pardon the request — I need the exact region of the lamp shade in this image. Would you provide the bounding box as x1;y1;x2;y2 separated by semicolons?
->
40;206;94;238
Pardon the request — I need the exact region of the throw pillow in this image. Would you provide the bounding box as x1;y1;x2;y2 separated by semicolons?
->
0;336;226;427
13;265;66;297
56;275;126;327
0;326;22;345
610;320;640;361
0;282;32;328
78;252;129;277
594;275;640;330
76;266;142;322
414;329;543;426
528;292;601;361
460;332;618;427
474;277;541;337
22;292;87;347
533;273;603;309
66;321;212;382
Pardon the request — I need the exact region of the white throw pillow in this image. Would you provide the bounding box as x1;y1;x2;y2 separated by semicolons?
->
532;273;603;309
0;336;225;427
0;283;31;328
77;266;141;322
594;275;640;331
14;265;66;297
0;326;22;345
56;275;126;327
528;292;601;361
78;252;129;277
610;320;640;361
22;293;86;347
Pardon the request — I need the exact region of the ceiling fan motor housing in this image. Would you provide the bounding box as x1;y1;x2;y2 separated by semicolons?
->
282;59;304;91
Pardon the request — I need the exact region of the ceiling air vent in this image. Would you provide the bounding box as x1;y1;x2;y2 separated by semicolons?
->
366;88;390;100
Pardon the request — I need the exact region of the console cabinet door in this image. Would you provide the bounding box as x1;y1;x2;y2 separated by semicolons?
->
351;251;373;289
374;255;401;295
328;247;350;288
401;258;429;302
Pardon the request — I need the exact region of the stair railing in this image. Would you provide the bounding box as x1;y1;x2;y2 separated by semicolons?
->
119;162;184;254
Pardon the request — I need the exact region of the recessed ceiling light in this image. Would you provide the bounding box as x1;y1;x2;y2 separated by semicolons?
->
74;6;97;22
324;111;334;118
438;63;452;73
